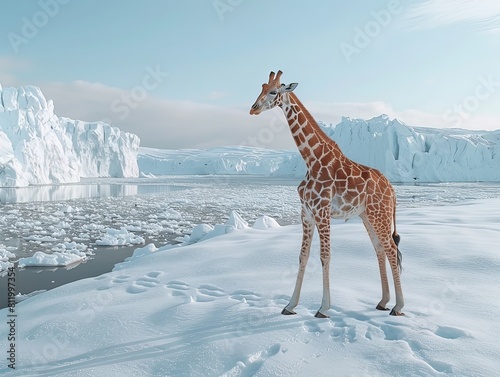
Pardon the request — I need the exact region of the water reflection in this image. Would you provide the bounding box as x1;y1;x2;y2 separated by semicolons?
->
0;183;189;204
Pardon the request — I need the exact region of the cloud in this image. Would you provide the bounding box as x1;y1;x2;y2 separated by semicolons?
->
402;0;500;34
207;91;229;100
0;56;30;87
4;78;498;151
39;80;294;150
307;100;500;131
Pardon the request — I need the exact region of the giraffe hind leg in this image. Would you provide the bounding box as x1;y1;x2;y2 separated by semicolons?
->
386;238;405;316
361;217;391;310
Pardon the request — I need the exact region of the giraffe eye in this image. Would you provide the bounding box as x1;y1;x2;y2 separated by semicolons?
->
269;91;277;96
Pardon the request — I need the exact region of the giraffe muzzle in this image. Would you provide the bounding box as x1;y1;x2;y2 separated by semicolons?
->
250;103;260;115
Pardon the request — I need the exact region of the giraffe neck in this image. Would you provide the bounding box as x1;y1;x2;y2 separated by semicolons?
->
280;92;344;170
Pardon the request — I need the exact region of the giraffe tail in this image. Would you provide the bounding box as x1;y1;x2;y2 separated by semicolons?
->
392;232;402;274
392;205;403;274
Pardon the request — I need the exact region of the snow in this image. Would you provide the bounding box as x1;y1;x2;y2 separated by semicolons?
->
2;198;500;376
0;84;140;187
252;215;281;230
139;115;500;182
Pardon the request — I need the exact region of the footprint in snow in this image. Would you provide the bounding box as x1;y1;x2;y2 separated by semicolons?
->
270;294;291;307
166;280;191;291
95;274;131;290
112;275;131;284
126;271;163;294
434;325;470;339
221;343;281;377
165;281;228;303
196;284;228;302
303;320;326;334
230;290;263;306
330;316;357;343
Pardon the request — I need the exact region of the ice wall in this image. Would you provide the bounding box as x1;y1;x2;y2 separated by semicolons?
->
324;115;500;182
0;84;140;187
138;146;290;176
139;115;500;182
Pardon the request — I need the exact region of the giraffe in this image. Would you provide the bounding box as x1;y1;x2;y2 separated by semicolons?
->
249;70;404;317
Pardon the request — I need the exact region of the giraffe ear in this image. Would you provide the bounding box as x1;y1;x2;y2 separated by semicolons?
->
281;83;298;92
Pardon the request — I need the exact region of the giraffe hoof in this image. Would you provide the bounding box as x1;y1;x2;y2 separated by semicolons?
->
376;304;390;311
281;308;296;315
314;311;330;319
389;309;405;316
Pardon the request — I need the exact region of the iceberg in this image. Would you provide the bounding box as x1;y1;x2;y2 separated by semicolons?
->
0;84;140;187
139;115;500;182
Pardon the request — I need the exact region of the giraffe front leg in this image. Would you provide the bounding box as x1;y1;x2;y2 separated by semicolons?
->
282;214;314;315
315;217;331;318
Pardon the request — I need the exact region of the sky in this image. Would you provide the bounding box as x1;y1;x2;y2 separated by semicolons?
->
1;0;499;150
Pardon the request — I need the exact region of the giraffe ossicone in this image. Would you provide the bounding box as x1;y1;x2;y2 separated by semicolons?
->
250;70;405;317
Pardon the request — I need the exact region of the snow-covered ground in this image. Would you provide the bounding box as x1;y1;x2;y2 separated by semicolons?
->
139;115;500;183
1;197;499;376
0;84;139;187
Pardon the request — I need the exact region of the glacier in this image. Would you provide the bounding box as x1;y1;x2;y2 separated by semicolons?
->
0;83;140;187
139;115;500;183
1;82;498;185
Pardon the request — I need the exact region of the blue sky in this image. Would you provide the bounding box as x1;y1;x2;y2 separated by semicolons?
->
1;0;499;149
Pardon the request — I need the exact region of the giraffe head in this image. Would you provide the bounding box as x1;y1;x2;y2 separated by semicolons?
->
250;70;298;115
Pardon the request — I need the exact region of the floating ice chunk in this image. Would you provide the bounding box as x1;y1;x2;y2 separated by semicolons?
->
18;251;85;267
252;215;280;230
51;241;87;255
125;224;142;232
24;235;58;242
61;205;74;213
50;229;66;238
82;223;105;231
0;261;14;271
95;227;145;246
0;245;15;260
57;221;71;229
0;245;15;271
143;223;164;234
157;208;182;220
